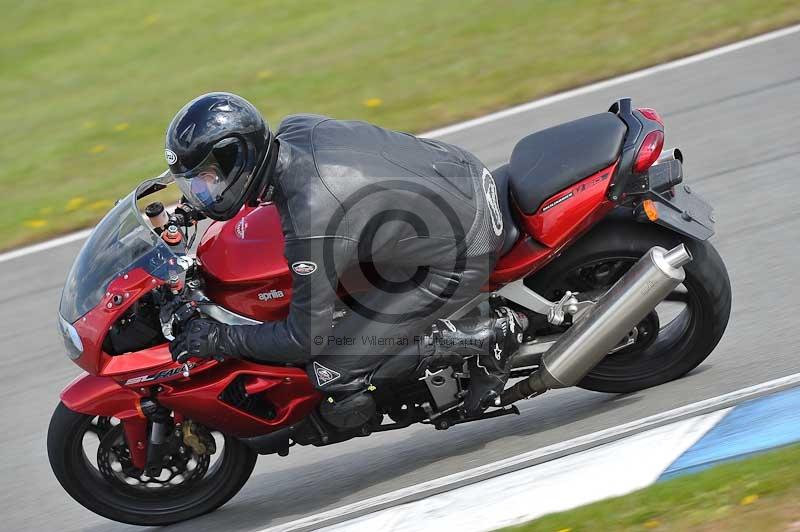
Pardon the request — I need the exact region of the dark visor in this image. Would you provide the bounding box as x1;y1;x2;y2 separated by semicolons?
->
172;138;246;215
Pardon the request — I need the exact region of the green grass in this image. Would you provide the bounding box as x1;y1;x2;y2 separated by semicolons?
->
505;443;800;531
3;0;800;250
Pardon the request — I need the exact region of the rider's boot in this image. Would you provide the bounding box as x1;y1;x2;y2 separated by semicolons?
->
420;307;528;415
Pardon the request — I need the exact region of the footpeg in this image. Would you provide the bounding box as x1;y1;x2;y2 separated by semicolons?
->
432;405;520;430
548;291;580;326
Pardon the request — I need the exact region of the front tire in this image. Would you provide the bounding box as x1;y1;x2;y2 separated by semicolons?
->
47;402;257;526
525;220;731;393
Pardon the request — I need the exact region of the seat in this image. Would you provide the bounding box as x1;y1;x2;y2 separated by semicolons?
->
490;164;519;256
508;113;627;214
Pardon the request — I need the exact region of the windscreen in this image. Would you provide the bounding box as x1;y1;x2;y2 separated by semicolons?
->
59;178;178;322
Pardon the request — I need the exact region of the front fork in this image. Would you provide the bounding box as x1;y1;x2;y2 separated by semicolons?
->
59;372;181;471
128;399;194;474
125;400;209;475
139;399;175;476
122;418;148;470
117;402;174;473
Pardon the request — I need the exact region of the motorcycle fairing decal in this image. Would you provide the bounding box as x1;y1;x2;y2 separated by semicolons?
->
482;168;504;236
258;289;285;301
492;161;618;283
541;191;574;212
313;361;341;387
124;362;196;386
235;217;247;239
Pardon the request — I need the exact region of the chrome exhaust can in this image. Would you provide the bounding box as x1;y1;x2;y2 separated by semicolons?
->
502;244;692;403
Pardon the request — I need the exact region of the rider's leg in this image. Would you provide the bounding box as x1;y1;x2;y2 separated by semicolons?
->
309;255;527;418
421;306;528;414
308;258;492;392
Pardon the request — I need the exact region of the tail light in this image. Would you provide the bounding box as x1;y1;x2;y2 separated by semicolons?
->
637;107;664;126
634;130;664;173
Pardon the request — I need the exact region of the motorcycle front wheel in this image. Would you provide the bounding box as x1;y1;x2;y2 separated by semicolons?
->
47;402;257;526
525;220;732;393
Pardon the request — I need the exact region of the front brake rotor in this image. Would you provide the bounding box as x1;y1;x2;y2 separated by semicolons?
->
96;422;210;494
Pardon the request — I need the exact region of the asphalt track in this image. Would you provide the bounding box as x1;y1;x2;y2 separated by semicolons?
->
1;27;798;532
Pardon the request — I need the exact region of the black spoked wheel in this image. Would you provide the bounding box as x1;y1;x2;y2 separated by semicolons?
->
47;402;257;526
525;220;731;393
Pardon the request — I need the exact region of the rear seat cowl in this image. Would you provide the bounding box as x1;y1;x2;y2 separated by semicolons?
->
508;112;626;214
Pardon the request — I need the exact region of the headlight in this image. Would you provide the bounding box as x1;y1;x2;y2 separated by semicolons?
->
58;314;84;360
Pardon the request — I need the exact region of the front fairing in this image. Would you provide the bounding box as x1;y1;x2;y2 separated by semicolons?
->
57;173;182;365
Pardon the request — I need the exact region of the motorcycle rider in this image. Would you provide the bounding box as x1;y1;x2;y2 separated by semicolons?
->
166;92;526;416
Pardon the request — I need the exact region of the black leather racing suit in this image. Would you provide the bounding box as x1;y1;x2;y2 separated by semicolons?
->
227;115;505;390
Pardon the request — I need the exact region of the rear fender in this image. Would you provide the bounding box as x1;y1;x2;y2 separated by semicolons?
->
643;185;715;240
614;159;715;241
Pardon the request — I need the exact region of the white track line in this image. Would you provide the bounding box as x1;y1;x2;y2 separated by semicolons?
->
258;372;800;532
0;228;93;263
318;410;731;532
420;22;800;139
2;22;798;266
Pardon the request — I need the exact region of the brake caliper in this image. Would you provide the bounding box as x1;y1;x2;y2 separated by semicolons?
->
181;420;217;455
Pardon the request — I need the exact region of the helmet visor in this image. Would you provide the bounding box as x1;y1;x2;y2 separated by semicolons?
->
172;138;250;218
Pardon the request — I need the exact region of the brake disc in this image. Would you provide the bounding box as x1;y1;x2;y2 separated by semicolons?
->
95;422;210;495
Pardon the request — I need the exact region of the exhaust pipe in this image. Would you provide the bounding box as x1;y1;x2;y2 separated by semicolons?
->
501;244;692;404
655;147;683;165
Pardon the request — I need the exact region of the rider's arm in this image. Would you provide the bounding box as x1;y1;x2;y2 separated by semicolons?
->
226;236;353;363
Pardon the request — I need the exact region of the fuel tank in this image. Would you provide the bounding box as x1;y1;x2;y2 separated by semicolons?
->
197;205;291;321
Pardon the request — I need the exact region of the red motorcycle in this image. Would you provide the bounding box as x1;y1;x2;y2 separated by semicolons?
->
48;99;731;525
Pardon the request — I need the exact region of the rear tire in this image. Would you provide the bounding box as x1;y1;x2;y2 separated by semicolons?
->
525;220;731;393
47;402;257;526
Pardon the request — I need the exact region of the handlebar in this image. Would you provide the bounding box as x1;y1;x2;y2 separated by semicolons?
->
173;202;206;226
145;201;205;232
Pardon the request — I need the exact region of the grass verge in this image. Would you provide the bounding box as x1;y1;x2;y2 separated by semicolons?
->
4;0;800;250
505;443;800;531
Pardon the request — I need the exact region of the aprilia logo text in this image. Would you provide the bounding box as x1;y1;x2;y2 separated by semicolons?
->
258;289;285;301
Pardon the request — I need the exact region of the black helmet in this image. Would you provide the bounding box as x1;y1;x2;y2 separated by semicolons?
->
165;92;272;220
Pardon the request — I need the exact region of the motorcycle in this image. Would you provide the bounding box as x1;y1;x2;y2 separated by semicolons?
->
48;99;731;525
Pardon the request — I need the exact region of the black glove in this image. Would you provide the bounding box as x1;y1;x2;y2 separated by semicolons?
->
170;318;238;363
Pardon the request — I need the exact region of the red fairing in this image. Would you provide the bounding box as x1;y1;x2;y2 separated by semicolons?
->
62;262;319;442
72;268;166;375
198;204;292;321
61;372;144;419
521;163;617;247
67;266;218;383
490;236;552;285
156;361;320;437
490;162;617;284
60;374;149;469
61;362;321;439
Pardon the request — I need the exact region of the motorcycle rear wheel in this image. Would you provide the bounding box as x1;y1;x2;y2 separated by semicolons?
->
47;402;257;526
524;220;731;393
